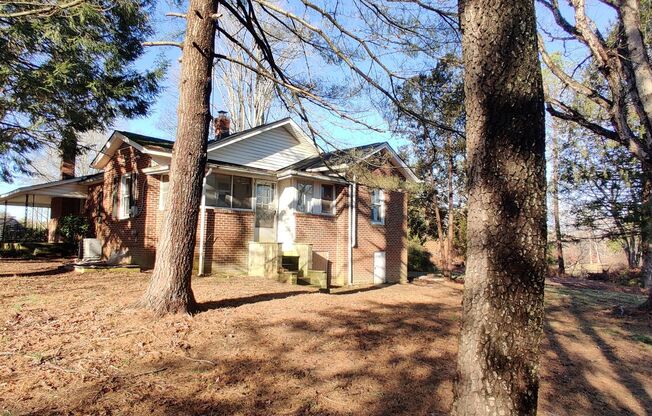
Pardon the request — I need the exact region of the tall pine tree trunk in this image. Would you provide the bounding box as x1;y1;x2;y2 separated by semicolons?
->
140;0;218;314
453;0;547;413
551;121;565;275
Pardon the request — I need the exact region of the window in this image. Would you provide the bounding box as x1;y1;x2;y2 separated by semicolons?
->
232;176;252;209
96;186;104;219
119;174;132;219
371;189;385;224
111;176;119;219
159;174;169;210
321;184;334;214
205;173;253;210
296;181;313;213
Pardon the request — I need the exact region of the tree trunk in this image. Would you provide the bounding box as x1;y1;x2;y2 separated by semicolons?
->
433;188;447;271
640;174;652;309
620;0;652;135
453;0;547;414
551;121;565;275
140;0;218;315
446;135;455;279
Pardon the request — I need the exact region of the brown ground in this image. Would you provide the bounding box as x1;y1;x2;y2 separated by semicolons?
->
0;259;650;416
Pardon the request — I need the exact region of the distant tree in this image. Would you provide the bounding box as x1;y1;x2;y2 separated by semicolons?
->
538;0;652;308
392;55;465;278
0;0;165;181
453;0;547;414
28;131;105;181
560;131;645;269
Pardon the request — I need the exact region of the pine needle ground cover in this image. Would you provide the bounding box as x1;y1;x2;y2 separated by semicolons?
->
0;260;650;415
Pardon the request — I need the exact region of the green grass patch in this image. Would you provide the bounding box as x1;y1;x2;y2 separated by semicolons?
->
630;333;652;346
546;286;645;310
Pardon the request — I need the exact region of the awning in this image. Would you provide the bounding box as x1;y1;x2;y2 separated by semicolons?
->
0;173;103;208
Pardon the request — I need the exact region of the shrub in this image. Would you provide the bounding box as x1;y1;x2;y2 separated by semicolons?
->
57;215;90;243
408;239;436;272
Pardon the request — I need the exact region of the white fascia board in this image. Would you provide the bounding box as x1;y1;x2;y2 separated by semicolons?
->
277;170;350;185
0;177;87;200
208;163;276;180
355;143;422;183
91;131;172;170
306;163;348;173
142;165;170;175
90;131;121;169
285;119;321;154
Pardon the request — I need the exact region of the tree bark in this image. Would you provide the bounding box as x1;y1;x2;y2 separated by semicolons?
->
446;134;455;279
140;0;218;315
620;0;652;135
640;174;652;309
453;0;547;414
551;121;565;275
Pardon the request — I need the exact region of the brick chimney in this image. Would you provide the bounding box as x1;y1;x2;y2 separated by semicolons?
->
60;158;75;180
59;138;76;180
214;110;231;139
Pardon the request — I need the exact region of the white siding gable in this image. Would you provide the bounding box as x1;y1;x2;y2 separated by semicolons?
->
207;126;318;170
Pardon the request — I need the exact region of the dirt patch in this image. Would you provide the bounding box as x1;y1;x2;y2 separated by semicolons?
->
1;260;651;415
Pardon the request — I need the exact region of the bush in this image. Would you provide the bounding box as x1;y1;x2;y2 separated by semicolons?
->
408;240;436;272
57;215;90;243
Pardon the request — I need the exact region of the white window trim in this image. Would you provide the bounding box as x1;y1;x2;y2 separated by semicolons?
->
320;183;335;216
371;189;385;225
296;180;314;214
159;174;169;211
119;174;131;220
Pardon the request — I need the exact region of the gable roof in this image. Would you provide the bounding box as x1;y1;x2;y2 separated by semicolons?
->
284;142;386;172
206;118;319;154
90;119;420;182
90;130;176;169
117;131;174;149
283;142;421;183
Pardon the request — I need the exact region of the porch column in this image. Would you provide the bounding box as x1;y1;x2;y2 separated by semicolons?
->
2;200;7;243
24;194;29;227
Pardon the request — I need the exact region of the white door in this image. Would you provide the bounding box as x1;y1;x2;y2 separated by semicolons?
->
255;181;276;242
373;251;386;284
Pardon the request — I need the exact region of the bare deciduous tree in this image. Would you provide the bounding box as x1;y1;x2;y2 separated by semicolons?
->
538;0;652;308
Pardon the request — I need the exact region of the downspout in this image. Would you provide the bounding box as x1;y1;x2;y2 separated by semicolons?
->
198;168;213;276
348;177;357;286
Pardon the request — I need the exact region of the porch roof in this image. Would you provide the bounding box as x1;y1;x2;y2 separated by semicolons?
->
0;173;103;208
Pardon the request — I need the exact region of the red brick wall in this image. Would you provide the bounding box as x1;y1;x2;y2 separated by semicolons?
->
200;208;255;273
294;182;408;285
352;186;407;284
294;184;349;283
85;143;160;268
83;145;409;283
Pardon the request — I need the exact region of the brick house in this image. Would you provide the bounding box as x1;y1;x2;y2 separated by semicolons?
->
0;118;419;285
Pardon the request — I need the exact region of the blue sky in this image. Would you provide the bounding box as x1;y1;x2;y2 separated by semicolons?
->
1;0;618;216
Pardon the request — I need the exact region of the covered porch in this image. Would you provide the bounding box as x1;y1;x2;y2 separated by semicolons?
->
0;174;102;243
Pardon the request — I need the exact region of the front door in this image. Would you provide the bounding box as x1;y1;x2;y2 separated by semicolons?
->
255;181;276;242
373;251;386;284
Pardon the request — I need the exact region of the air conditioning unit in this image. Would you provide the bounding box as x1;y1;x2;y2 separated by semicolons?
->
82;238;102;262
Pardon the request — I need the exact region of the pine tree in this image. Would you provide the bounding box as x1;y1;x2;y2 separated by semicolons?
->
0;0;165;180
